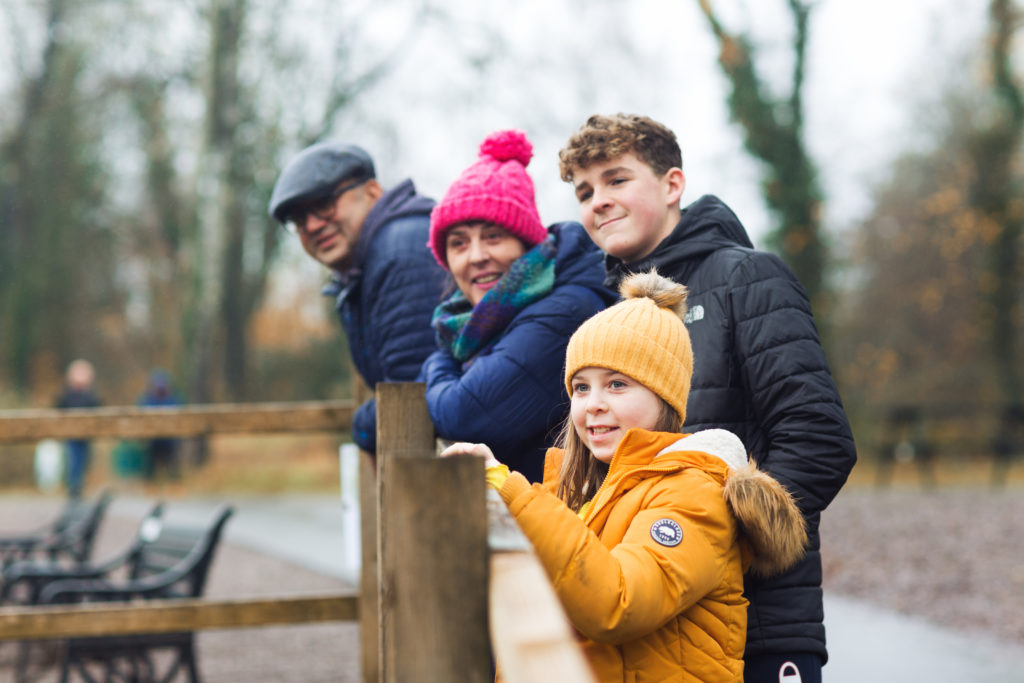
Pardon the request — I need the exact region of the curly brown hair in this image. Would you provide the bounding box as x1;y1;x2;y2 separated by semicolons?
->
558;114;682;183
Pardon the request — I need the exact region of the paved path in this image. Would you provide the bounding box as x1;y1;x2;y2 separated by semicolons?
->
824;594;1024;682
13;493;1024;682
108;494;357;585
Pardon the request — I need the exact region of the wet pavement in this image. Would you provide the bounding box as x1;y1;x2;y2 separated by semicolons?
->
825;594;1024;682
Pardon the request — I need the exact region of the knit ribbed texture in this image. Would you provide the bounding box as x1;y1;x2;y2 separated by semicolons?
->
429;129;548;268
565;295;693;424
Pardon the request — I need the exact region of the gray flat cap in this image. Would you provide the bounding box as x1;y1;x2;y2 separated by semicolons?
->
268;141;376;222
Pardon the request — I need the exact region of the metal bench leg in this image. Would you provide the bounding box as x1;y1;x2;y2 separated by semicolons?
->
68;655;99;683
13;641;29;683
156;648;183;683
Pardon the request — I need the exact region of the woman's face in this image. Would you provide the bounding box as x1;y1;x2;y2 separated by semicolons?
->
569;367;664;464
445;222;527;306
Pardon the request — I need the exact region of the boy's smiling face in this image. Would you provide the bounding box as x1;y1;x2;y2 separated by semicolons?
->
572;153;684;264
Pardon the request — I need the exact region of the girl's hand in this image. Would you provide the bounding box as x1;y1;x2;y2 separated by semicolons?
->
440;442;501;469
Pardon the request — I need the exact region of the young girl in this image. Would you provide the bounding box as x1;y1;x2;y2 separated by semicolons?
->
442;270;807;682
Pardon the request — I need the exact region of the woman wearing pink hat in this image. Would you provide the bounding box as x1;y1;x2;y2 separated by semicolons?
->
422;129;615;481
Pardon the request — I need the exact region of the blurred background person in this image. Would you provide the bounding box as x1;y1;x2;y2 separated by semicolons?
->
55;359;101;498
137;369;183;481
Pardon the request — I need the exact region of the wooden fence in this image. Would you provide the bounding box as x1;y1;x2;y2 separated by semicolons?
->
0;385;595;682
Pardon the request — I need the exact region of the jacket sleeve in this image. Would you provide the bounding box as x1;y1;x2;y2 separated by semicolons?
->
500;471;733;644
364;231;446;385
350;223;444;454
351;398;377;452
350;249;440;452
730;252;857;513
423;285;606;455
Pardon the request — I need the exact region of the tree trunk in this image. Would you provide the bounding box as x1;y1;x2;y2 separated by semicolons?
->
977;0;1024;408
695;0;826;312
189;0;246;404
0;0;68;392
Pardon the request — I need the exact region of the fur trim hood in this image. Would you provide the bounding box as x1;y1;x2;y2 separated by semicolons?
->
661;430;808;577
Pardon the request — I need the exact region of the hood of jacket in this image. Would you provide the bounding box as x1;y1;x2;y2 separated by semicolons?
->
549;220;612;294
342;178;434;279
604;194;754;288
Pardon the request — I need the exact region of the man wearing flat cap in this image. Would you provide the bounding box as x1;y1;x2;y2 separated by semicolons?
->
269;142;445;452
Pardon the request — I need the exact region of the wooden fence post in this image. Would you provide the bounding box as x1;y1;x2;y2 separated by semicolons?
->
352;372;380;683
376;382;490;682
359;447;379;683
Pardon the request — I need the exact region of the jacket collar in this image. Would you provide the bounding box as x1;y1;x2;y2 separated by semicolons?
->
321;178;434;303
656;429;747;471
542;428;740;488
604;194;754;289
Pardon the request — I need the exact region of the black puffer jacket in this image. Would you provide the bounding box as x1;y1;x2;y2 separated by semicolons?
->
605;194;857;663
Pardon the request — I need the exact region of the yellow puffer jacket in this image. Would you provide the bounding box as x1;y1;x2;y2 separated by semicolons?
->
498;428;751;683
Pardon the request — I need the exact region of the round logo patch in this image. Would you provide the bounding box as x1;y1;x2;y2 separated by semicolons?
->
650;518;683;547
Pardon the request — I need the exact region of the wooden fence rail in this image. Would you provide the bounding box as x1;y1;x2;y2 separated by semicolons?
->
0;399;354;442
0;594;356;640
0;388;595;682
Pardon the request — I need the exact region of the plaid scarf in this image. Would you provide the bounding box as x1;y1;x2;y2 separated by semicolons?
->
433;235;558;363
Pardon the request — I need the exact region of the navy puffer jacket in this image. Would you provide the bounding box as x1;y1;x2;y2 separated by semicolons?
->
605;195;857;663
424;221;616;482
324;180;446;441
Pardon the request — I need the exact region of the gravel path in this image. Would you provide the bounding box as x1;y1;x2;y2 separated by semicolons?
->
821;486;1024;645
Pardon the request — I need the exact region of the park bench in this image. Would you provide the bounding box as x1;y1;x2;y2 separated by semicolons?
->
1;503;165;608
35;505;233;683
0;490;113;572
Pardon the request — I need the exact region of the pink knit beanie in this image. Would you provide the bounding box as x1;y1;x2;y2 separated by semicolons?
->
429;129;548;268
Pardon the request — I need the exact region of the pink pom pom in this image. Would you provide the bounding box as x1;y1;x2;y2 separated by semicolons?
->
479;129;533;167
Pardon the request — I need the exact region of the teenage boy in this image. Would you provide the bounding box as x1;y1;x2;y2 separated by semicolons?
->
558;113;856;683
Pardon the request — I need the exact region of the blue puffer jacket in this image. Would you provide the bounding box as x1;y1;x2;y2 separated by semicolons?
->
423;222;616;482
323;179;447;443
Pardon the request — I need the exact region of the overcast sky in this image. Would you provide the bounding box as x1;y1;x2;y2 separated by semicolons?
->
339;0;989;247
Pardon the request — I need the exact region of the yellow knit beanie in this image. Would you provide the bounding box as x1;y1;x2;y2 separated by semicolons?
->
564;269;692;423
